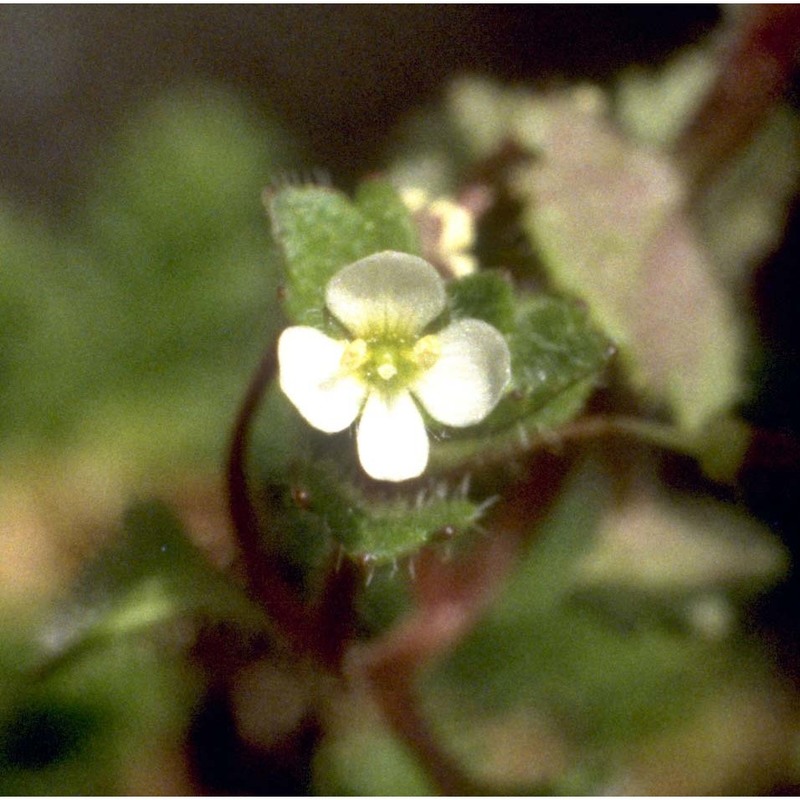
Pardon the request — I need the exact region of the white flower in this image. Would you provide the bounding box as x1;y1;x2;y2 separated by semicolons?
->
278;251;511;482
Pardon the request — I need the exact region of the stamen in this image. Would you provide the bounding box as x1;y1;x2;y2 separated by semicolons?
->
411;334;441;369
341;338;368;372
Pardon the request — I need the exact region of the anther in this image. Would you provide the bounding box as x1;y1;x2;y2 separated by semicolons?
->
411;334;441;369
341;338;368;371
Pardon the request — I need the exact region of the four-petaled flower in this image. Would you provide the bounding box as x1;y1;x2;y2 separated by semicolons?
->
278;251;511;482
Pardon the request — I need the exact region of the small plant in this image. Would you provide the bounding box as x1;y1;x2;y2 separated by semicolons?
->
1;7;799;795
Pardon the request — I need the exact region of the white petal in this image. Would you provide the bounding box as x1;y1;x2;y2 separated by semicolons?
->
357;391;429;481
413;318;511;427
326;251;446;336
278;326;366;432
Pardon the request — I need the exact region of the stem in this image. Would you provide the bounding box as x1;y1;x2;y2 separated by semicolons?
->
354;452;570;795
366;664;492;796
226;337;316;654
226;335;363;671
311;551;360;672
554;414;696;455
434;413;697;477
675;5;800;197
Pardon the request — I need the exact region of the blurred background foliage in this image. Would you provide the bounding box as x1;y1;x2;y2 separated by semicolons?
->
1;5;800;795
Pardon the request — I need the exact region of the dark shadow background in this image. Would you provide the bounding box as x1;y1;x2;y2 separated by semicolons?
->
0;5;720;209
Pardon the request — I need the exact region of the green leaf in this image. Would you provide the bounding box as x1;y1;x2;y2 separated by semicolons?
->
575;483;788;596
422;456;779;786
616;42;800;288
313;692;435;796
446;270;516;334
73;86;292;470
0;612;200;794
88;84;296;256
355;565;414;637
696;107;800;287
447;76;539;161
1;84;296;473
0;210;91;445
268;459;482;569
353;180;420;255
512;93;744;432
0;501;242;792
251;382;321;481
500;297;613;429
434;74;752;438
0;698;102;774
352;491;480;564
267;180;420;325
265;459;362;583
42;500;259;659
615;46;717;149
430;295;613;468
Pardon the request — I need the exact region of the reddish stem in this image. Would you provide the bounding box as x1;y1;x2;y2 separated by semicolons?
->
226;337;317;654
367;664;490;796
312;550;361;672
226;335;363;671
676;5;800;195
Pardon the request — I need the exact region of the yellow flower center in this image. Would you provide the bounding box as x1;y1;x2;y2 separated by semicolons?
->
340;333;441;396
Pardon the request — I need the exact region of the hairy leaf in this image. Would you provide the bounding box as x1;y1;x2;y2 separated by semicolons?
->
430;295;613;468
446;270;516;334
267;181;420;325
271;459;482;567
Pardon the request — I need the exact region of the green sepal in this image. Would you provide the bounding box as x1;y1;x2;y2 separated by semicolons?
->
269;460;482;568
266;180;420;325
352;490;480;564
